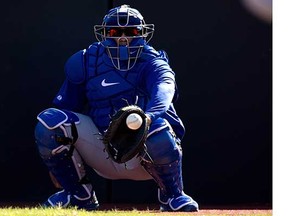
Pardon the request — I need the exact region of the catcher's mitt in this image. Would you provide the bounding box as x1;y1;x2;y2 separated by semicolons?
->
103;105;149;164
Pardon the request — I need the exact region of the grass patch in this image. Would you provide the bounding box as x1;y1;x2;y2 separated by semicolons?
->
0;207;158;216
0;206;272;216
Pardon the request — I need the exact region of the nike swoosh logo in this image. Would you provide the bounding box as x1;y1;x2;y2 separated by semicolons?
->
101;79;120;87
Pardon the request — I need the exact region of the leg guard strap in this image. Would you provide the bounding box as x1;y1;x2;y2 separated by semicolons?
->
141;159;183;199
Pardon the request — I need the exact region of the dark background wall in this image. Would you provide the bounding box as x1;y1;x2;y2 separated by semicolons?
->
1;0;272;207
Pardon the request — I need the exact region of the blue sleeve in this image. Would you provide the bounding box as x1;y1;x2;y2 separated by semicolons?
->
52;50;87;111
144;59;176;121
52;79;87;112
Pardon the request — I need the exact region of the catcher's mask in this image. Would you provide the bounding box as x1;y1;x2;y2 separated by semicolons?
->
94;4;154;71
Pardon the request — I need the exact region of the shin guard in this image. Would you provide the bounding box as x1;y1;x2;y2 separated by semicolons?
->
35;120;94;202
141;119;198;211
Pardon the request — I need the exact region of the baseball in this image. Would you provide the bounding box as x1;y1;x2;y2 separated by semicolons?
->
126;113;143;130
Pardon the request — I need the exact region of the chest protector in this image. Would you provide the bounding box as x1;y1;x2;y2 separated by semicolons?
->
84;43;149;132
65;42;184;137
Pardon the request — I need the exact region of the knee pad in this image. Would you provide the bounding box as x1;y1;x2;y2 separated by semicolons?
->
145;118;182;165
34;122;66;159
34;108;80;159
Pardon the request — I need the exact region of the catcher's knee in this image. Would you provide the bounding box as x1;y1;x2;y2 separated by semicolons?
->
34;108;79;159
34;122;66;159
145;119;182;165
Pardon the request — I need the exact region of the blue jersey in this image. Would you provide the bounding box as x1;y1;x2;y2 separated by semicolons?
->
53;42;185;139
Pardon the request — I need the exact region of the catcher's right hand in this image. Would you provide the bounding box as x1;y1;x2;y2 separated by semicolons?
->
103;105;150;164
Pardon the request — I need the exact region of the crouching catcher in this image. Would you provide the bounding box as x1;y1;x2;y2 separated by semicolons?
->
34;4;199;212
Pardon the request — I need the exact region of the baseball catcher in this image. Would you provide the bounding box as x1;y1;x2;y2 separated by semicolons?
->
34;4;199;212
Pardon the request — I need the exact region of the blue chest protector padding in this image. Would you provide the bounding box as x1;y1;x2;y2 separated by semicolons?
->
64;43;149;133
64;43;185;138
